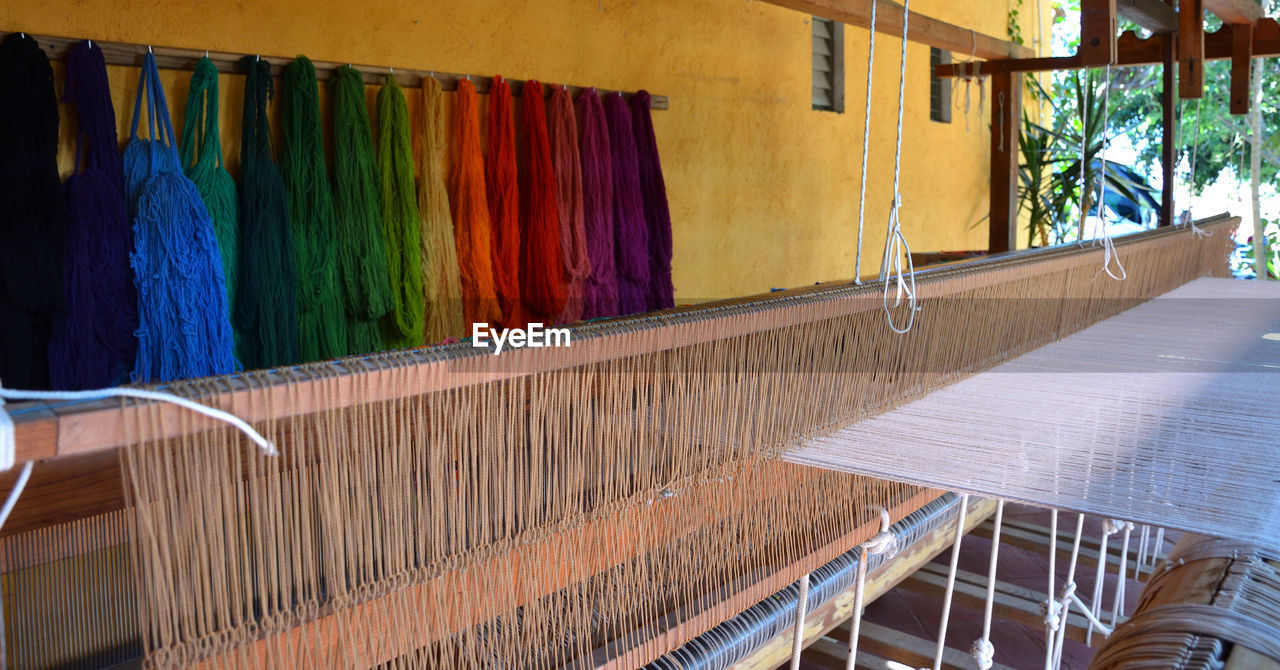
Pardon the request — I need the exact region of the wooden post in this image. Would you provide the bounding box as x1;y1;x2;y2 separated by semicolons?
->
1230;23;1253;114
1179;0;1205;98
989;71;1021;253
1161;32;1177;226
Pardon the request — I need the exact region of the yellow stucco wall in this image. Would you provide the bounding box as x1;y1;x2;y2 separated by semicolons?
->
2;0;1044;302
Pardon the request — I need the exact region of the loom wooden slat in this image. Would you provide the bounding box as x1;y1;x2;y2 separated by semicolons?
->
759;0;1034;60
1181;0;1207;98
185;487;942;670
1080;0;1120;65
0;451;123;539
1119;0;1181;33
1231;22;1254;113
5;219;1236;466
729;496;999;670
936;18;1280;76
0;31;669;110
1206;0;1265;24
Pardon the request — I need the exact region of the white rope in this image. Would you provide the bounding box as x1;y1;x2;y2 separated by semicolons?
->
1042;509;1058;670
1136;524;1150;578
1051;514;1086;670
1109;521;1133;627
853;0;879;284
1087;518;1120;645
790;572;811;670
931;493;968;670
1181;98;1211;237
1077;79;1092;245
0;461;33;533
0;391;14;473
847;506;896;669
879;0;919;334
0;386;277;457
972;499;1004;670
1095;64;1126;280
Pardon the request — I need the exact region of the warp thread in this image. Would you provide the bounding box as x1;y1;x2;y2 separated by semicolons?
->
332;65;394;355
630;91;675;311
48;39;137;389
124;51;236;382
376;77;425;348
576;89;620;319
519;80;568;322
416;76;466;341
548;86;591;325
486;75;525;328
603;92;650;315
237;56;300;369
0;33;63;389
281;55;348;360
450;79;503;327
179;56;241;355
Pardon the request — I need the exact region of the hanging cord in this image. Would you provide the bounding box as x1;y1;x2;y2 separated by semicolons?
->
1087;518;1120;645
955;30;979;131
853;0;879;284
931;493;969;670
971;500;1004;670
1050;514;1085;669
1077;77;1092;246
789;572;811;670
1094;65;1126;280
1109;521;1133;627
1041;510;1060;670
1180;98;1211;237
846;507;899;669
878;0;919;334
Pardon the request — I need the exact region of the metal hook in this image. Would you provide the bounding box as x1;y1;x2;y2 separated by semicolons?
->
255;54;260;62
389;65;394;76
204;49;209;59
19;33;25;39
148;45;153;54
87;39;92;49
465;74;471;81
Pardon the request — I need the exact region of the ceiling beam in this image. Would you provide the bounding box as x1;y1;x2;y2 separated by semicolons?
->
1118;0;1180;32
1205;0;1264;23
935;17;1280;75
760;0;1034;60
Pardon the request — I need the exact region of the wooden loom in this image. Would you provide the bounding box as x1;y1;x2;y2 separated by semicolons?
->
0;218;1239;668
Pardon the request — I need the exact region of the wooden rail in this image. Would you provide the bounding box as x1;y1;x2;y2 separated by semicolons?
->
0;31;669;110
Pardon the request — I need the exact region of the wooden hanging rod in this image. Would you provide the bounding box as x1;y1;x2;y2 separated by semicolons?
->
936;18;1280;76
0;31;669;110
760;0;1035;61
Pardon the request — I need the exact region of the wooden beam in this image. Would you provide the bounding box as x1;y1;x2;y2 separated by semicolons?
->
760;0;1034;60
1162;32;1177;226
1231;22;1254;113
989;71;1021;254
1081;0;1121;64
1205;0;1264;24
1181;0;1206;98
1118;0;1181;33
0;31;669;110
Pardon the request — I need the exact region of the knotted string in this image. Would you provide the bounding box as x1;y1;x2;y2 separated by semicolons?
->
878;0;919;334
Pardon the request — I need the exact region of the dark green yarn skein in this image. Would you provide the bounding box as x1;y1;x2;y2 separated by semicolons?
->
282;56;348;361
332;65;393;355
236;55;299;369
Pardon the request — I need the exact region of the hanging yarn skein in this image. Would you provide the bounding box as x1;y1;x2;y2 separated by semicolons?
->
376;76;425;348
123;51;236;382
48;39;137;390
486;75;525;329
237;55;300;369
332;65;394;355
549;85;591;325
450;79;503;328
416;76;466;342
577;89;620;319
519;80;569;323
603;92;651;316
630;90;675;312
0;33;63;390
179;56;241;356
281;55;348;361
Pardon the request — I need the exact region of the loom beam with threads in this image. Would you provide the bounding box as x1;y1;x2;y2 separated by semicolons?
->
0;216;1255;668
